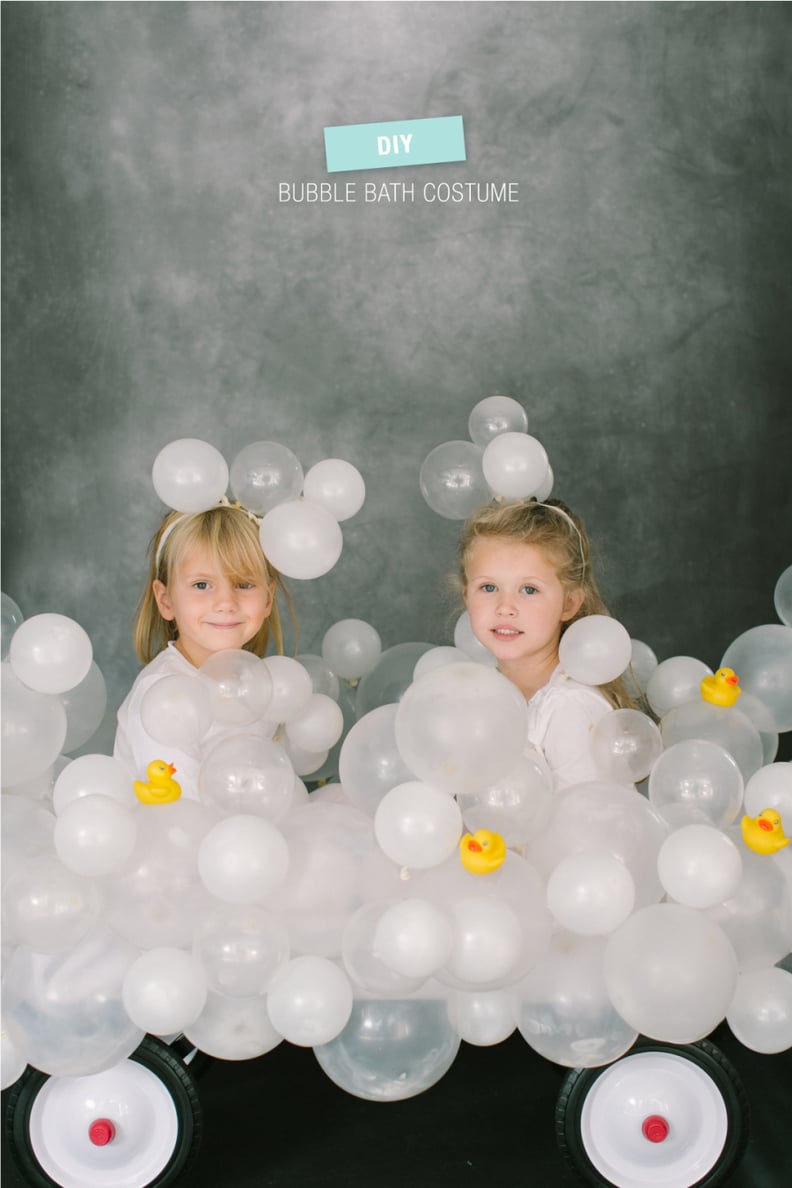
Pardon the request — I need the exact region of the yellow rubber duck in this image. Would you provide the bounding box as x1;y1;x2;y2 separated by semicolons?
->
700;668;741;707
741;808;790;855
459;829;507;875
134;760;182;805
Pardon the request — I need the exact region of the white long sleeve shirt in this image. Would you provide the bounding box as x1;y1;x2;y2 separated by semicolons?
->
524;664;612;790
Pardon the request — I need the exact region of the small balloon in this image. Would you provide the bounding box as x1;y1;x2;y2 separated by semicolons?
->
546;854;636;935
267;956;353;1046
198;814;289;903
721;624;792;733
646;655;712;718
152;438;228;513
453;611;498;666
295;653;341;700
229;440;303;515
657;825;743;909
122;947;208;1036
468;395;528;448
623;638;658;700
744;763;792;821
590;709;663;784
419;440;491;520
263;655;314;721
193;905;290;997
9;613;93;695
727;967;792;1054
1;592;23;660
140;673;213;752
413;646;470;681
303;459;365;522
447;989;516;1046
774;565;792;627
198;650;272;726
373;898;454;979
53;753;136;813
481;432;549;499
285;693;344;753
259;499;343;580
374;781;463;869
648;739;744;828
558;616;632;686
54;794;137;877
321;619;382;681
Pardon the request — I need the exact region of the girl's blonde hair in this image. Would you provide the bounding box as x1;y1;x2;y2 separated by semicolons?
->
134;505;296;664
458;498;634;709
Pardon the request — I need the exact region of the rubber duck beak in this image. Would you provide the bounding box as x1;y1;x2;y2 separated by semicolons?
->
168;763;177;776
467;840;483;852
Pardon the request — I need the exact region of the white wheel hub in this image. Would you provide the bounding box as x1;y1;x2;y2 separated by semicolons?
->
579;1051;729;1188
28;1058;180;1188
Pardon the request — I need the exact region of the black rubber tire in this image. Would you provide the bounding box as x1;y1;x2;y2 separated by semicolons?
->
5;1035;203;1188
555;1038;750;1188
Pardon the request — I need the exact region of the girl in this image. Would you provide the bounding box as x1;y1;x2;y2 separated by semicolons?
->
459;498;632;790
114;503;292;797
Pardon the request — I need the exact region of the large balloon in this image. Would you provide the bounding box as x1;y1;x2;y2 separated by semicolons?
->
419;440;491;520
303;459;365;522
267;955;353;1046
374;781;463;869
285;693;344;753
645;655;712;718
722;624;792;733
456;751;554;848
546;854;636;936
394;662;528;796
481;432;549;499
193;904;290;997
184;991;283;1060
59;662;107;752
590;709;663;784
152;438;229;512
54;793;137;877
727;967;792;1054
373;898;454;979
259;499;343;580
140;673;213;753
9;613;93;695
660;701;763;782
355;642;434;717
558;616;632;686
648;739;744;828
468;395;528;447
774;565;792;626
604;904;738;1043
199;734;294;821
53;753;136;813
122;947;208;1036
707;839;792;970
1;666;68;787
198;650;273;726
229;440;303;515
321;619;382;681
656;825;743;909
3;854;101;953
744;762;792;821
198;814;289;903
341;901;425;997
339;704;415;816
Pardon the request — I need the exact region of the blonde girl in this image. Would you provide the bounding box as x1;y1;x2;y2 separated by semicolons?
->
459;498;632;789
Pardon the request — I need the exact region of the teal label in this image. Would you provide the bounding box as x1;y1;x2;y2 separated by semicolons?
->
324;115;466;173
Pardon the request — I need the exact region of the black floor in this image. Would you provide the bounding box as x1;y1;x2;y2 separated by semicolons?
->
4;1024;790;1188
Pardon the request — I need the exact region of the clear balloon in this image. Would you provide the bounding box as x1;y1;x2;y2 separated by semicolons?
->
590;709;663;784
657;825;743;909
314;999;460;1101
259;499;343;580
447;988;516;1046
558;616;632;686
646;655;712;718
373;898;454;979
481;432;549;499
152;438;229;513
198;814;289;903
2;855;101;952
53;753;136;813
1;591;23;660
604;904;738;1043
1;1026;26;1091
302;459;366;522
707;839;792;970
295;652;341;700
54;793;137;877
280;738;328;778
442;897;525;988
267;955;353;1046
468;395;528;447
355;642;435;717
660;701;763;783
229;440;303;515
627;638;658;692
514;933;638;1067
546;854;636;935
263;655;314;721
341;901;425;997
338;703;414;816
774;565;792;627
140;673;213;753
727;967;792;1054
199;734;295;821
285;693;344;753
744;762;792;821
192;905;290;998
453;611;498;666
394;662;528;796
321;619;382;681
184;991;283;1060
8;612;93;695
0;795;56;885
1;666;68;787
456;751;554;847
648;739;744;828
122;947;208;1036
419;440;491;520
59;661;107;752
722;624;792;733
198;650;272;726
413;646;470;681
374;781;463;869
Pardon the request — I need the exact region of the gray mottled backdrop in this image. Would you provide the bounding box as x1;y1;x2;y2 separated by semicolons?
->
2;1;791;748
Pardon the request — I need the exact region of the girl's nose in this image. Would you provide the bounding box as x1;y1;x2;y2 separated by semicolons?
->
213;581;239;606
496;596;517;617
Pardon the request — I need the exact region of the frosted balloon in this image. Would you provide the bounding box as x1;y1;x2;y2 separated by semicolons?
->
321;618;382;680
54;794;137;877
296;652;341;699
722;624;792;733
447;989;516;1046
456;751;554;848
259;499;343;580
547;854;636;935
744;763;792;820
198;815;289;903
394;662;528;796
1;666;67;787
193;905;290;998
1;927;143;1077
303;458;365;522
604;904;738;1043
281;739;328;777
198;650;272;726
123;948;207;1036
481;432;549;499
657;825;743;909
285;693;344;753
152;438;228;513
314;999;460;1101
2;855;101;952
1;1026;26;1091
590;709;663;784
648;739;744;828
229;440;303;515
624;638;658;699
1;591;23;660
9;613;93;695
341;901;425;997
263;654;314;721
198;734;294;821
0;796;55;887
534;461;554;501
374;898;454;979
453;611;498;666
338;703;414;816
707;840;792;970
558;616;632;685
59;661;107;752
184;991;283;1060
513;933;638;1068
468;395;528;447
374;781;463;869
774;565;792;627
444;897;524;986
355;642;435;716
661;701;763;782
53;753;136;813
646;655;712;718
413;646;469;681
140;673;212;752
267;956;353;1046
419;440;491;520
727;967;792;1054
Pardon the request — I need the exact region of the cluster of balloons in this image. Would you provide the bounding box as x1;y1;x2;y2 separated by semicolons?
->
419;395;554;519
2;563;792;1104
152;437;366;579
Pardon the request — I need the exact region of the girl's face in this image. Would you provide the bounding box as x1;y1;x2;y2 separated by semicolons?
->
153;544;273;668
464;537;582;669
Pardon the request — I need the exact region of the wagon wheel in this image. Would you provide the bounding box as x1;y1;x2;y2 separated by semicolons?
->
5;1035;202;1188
555;1039;749;1188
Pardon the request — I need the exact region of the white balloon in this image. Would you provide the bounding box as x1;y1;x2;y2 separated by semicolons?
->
321;619;382;680
198;650;272;726
374;781;463;869
481;432;549;499
558;616;632;685
374;898;455;979
263;655;314;722
259;499;343;580
285;693;344;753
1;666;67;787
646;655;712;718
53;754;135;814
413;646;470;681
727;967;792;1054
267;956;353;1046
9;613;93;694
184;991;283;1061
140;674;213;752
54;794;137;877
744;763;792;821
590;709;663;784
547;854;636;935
657;825;743;909
453;611;498;666
303;459;365;522
444;897;524;986
468;395;528;447
229;440;303;515
59;662;107;752
447;989;516;1046
198;815;289;903
122;947;208;1036
152;438;229;513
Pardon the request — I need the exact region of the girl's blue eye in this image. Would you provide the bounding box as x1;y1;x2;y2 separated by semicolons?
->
193;581;209;590
521;585;538;595
237;582;254;590
481;583;497;593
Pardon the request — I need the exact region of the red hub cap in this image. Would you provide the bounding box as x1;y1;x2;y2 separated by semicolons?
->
88;1119;116;1146
642;1114;670;1143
